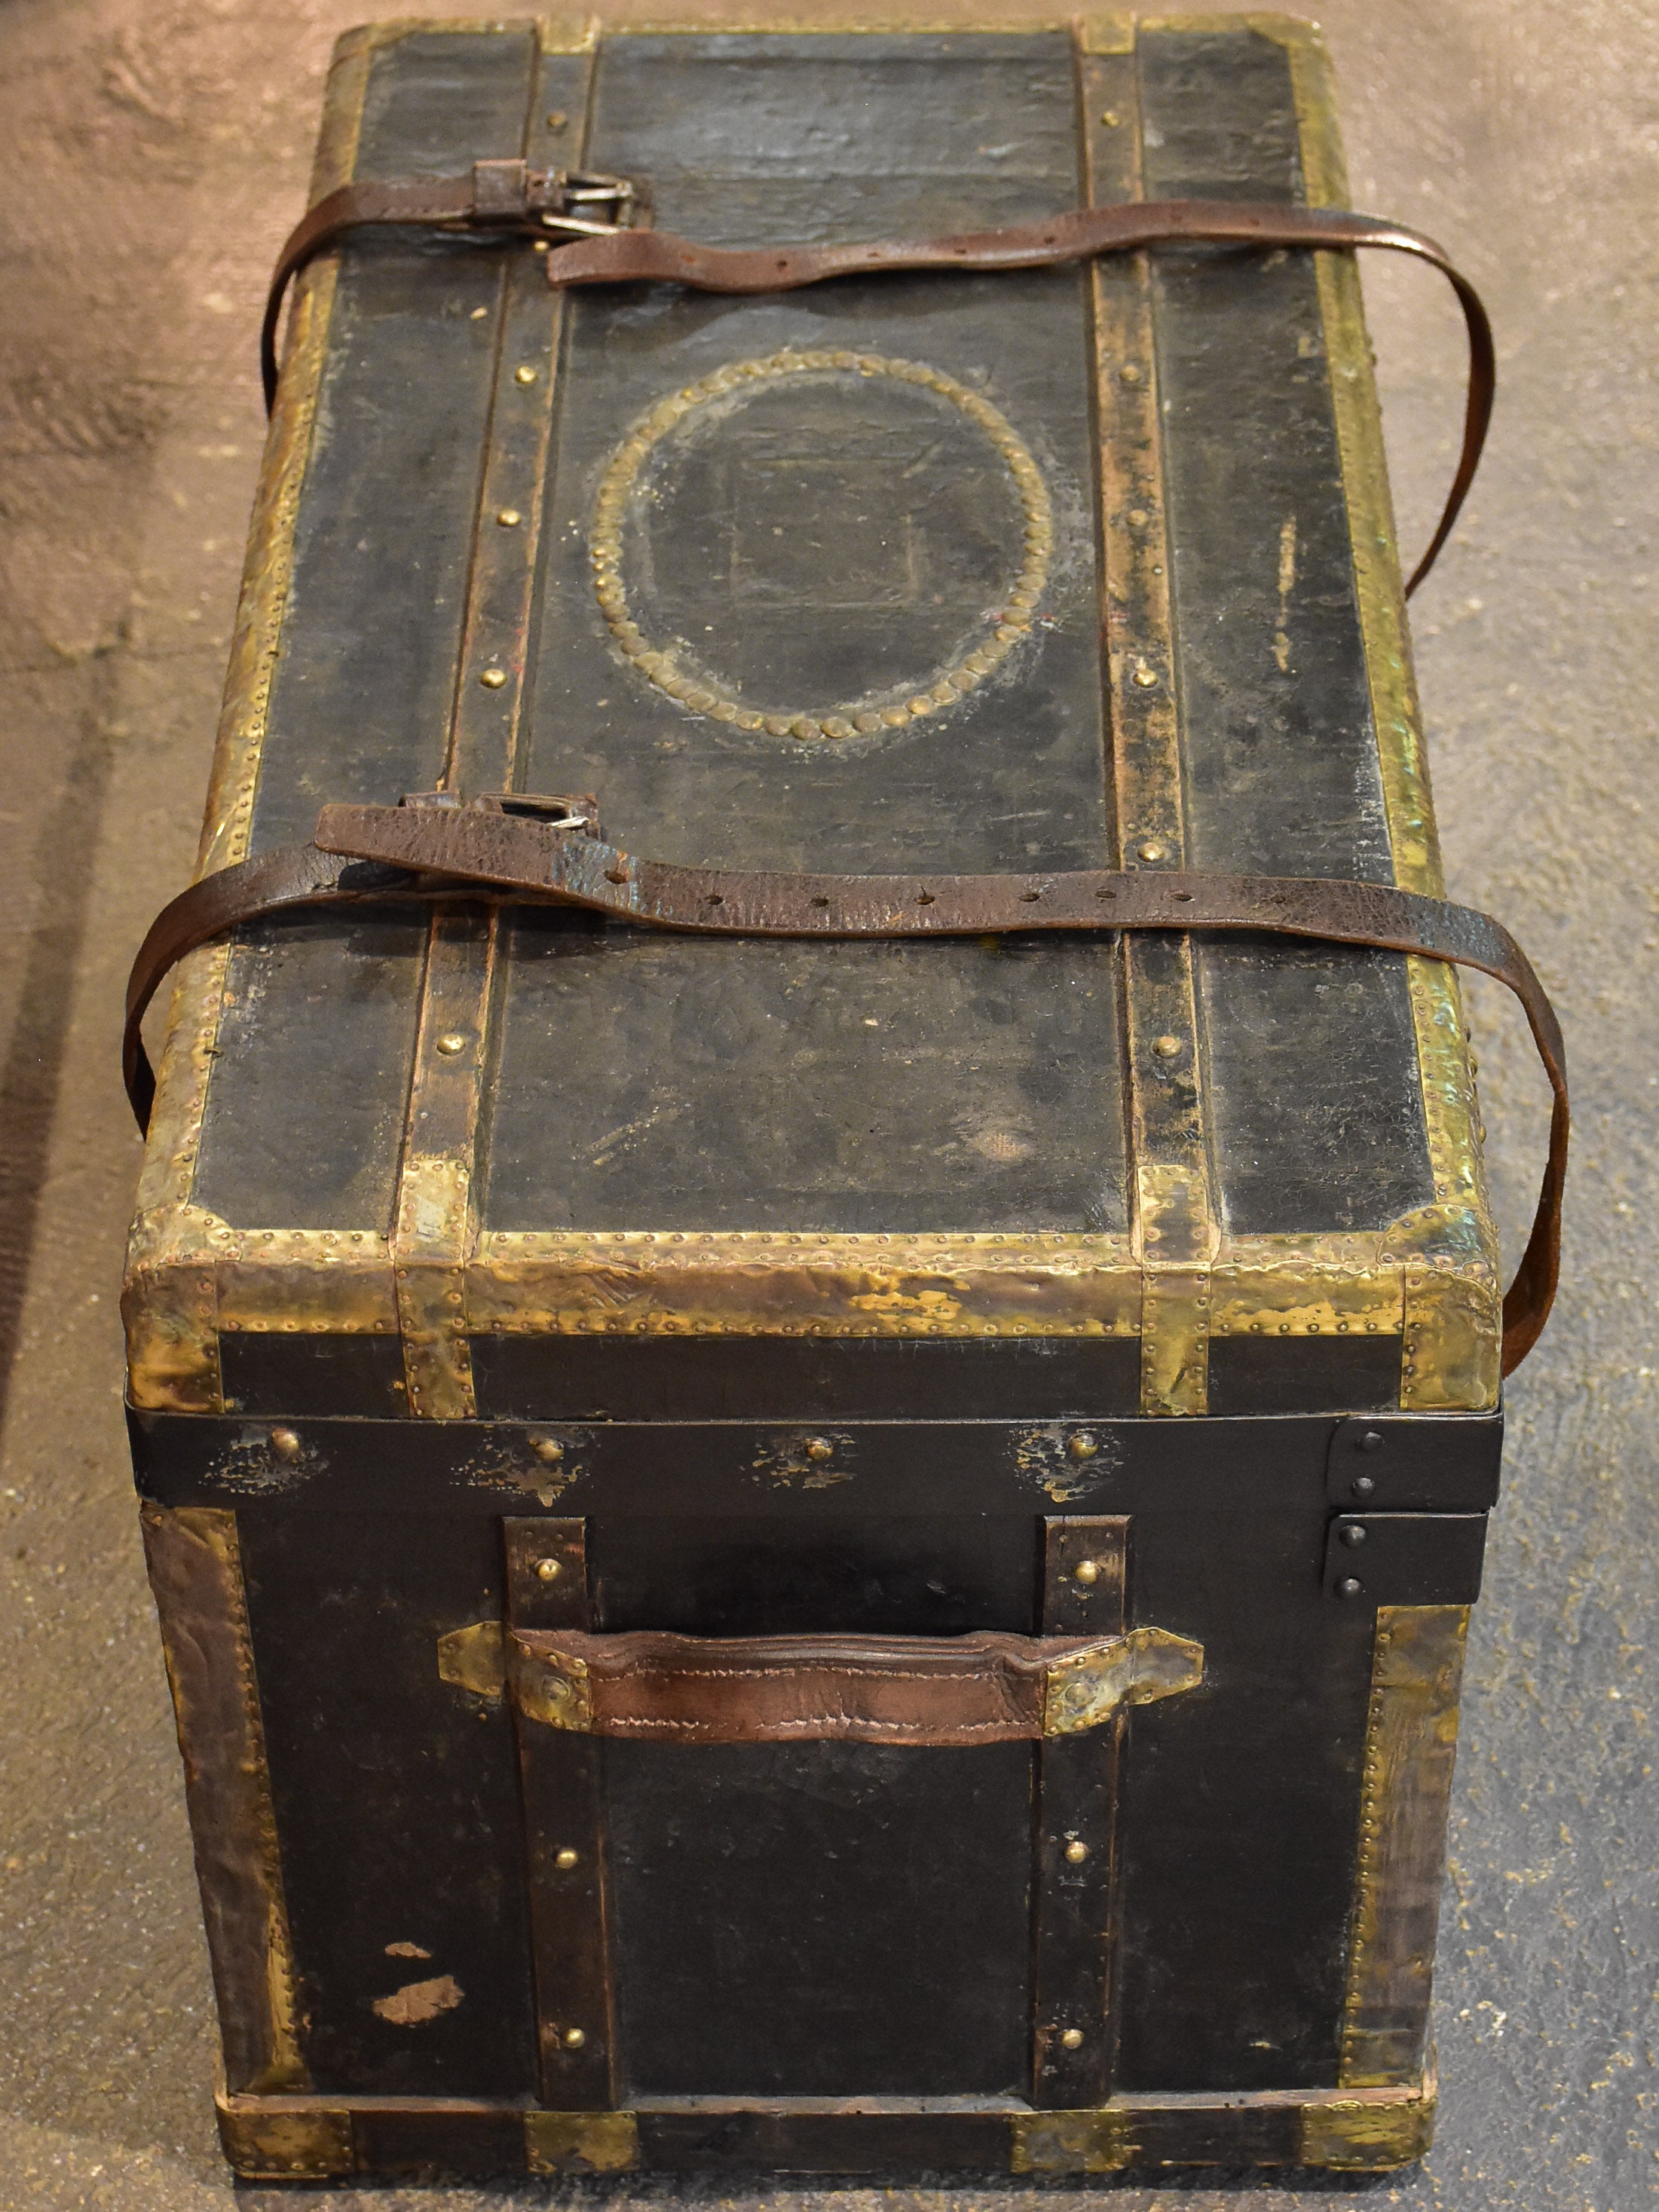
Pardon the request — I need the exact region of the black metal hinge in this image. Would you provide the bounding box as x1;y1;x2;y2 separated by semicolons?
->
1324;1512;1488;1606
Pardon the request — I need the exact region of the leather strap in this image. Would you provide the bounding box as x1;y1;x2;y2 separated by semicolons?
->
261;159;639;408
507;1625;1204;1745
124;798;1567;1378
265;186;1490;598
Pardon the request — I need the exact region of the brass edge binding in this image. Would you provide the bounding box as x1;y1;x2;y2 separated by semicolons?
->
1082;21;1217;1415
390;28;599;1418
1340;1606;1468;2088
1281;22;1498;1412
124;17;371;1416
142;1508;308;2094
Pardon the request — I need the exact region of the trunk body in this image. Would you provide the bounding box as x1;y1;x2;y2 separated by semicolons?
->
127;12;1496;2180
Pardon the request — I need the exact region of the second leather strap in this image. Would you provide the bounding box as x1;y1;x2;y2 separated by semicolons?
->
508;1626;1204;1745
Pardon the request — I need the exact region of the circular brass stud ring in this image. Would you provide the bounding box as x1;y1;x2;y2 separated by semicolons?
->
589;347;1054;742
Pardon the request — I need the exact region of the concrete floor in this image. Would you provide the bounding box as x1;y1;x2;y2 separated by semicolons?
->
0;0;1654;2206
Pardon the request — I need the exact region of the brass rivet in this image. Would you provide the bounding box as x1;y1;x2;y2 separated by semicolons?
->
1136;838;1168;863
269;1427;301;1461
803;1436;835;1462
436;1032;469;1055
555;1847;579;1869
1127;508;1148;527
479;668;508;689
1100;109;1120;127
563;2026;586;2048
1064;1838;1088;1863
1073;1559;1100;1586
1131;661;1159;687
546;111;568;129
1152;1033;1183;1058
1061;2027;1085;2049
535;1557;562;1583
532;1438;565;1464
1119;363;1142;385
1067;1431;1099;1461
496;507;522;528
515;365;538;386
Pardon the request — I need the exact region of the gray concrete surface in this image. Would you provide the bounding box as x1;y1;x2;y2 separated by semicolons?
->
0;1;1654;2205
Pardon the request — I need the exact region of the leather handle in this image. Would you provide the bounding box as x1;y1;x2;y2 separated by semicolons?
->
507;1626;1204;1746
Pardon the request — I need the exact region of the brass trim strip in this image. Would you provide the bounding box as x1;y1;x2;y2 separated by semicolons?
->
390;30;598;1415
142;1507;307;2094
1282;24;1498;1411
469;1228;1142;1338
212;2075;1435;2179
124;25;373;1415
1340;1605;1468;2086
525;2110;640;2173
1084;26;1217;1415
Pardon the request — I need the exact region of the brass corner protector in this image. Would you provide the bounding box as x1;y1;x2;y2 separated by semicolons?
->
1011;2106;1139;2174
525;2110;641;2174
1300;2075;1437;2171
216;2098;354;2181
438;1618;507;1700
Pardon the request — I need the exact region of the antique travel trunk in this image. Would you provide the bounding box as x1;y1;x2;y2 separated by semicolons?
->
125;12;1517;2183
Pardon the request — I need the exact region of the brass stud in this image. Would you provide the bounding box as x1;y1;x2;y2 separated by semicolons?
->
1136;838;1168;863
532;1438;565;1465
269;1427;301;1461
1127;507;1148;527
1152;1034;1183;1058
535;1557;562;1583
1061;2027;1085;2049
515;365;538;386
546;111;568;129
436;1032;469;1055
555;1847;580;1869
1100;109;1121;127
479;668;508;689
1067;1431;1099;1461
803;1436;835;1463
562;2027;586;2048
1131;661;1159;687
1064;1839;1089;1864
1118;363;1143;385
496;507;522;528
1073;1559;1100;1586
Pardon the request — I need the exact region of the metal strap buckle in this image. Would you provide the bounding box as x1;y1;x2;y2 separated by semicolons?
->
540;169;640;238
468;160;643;237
